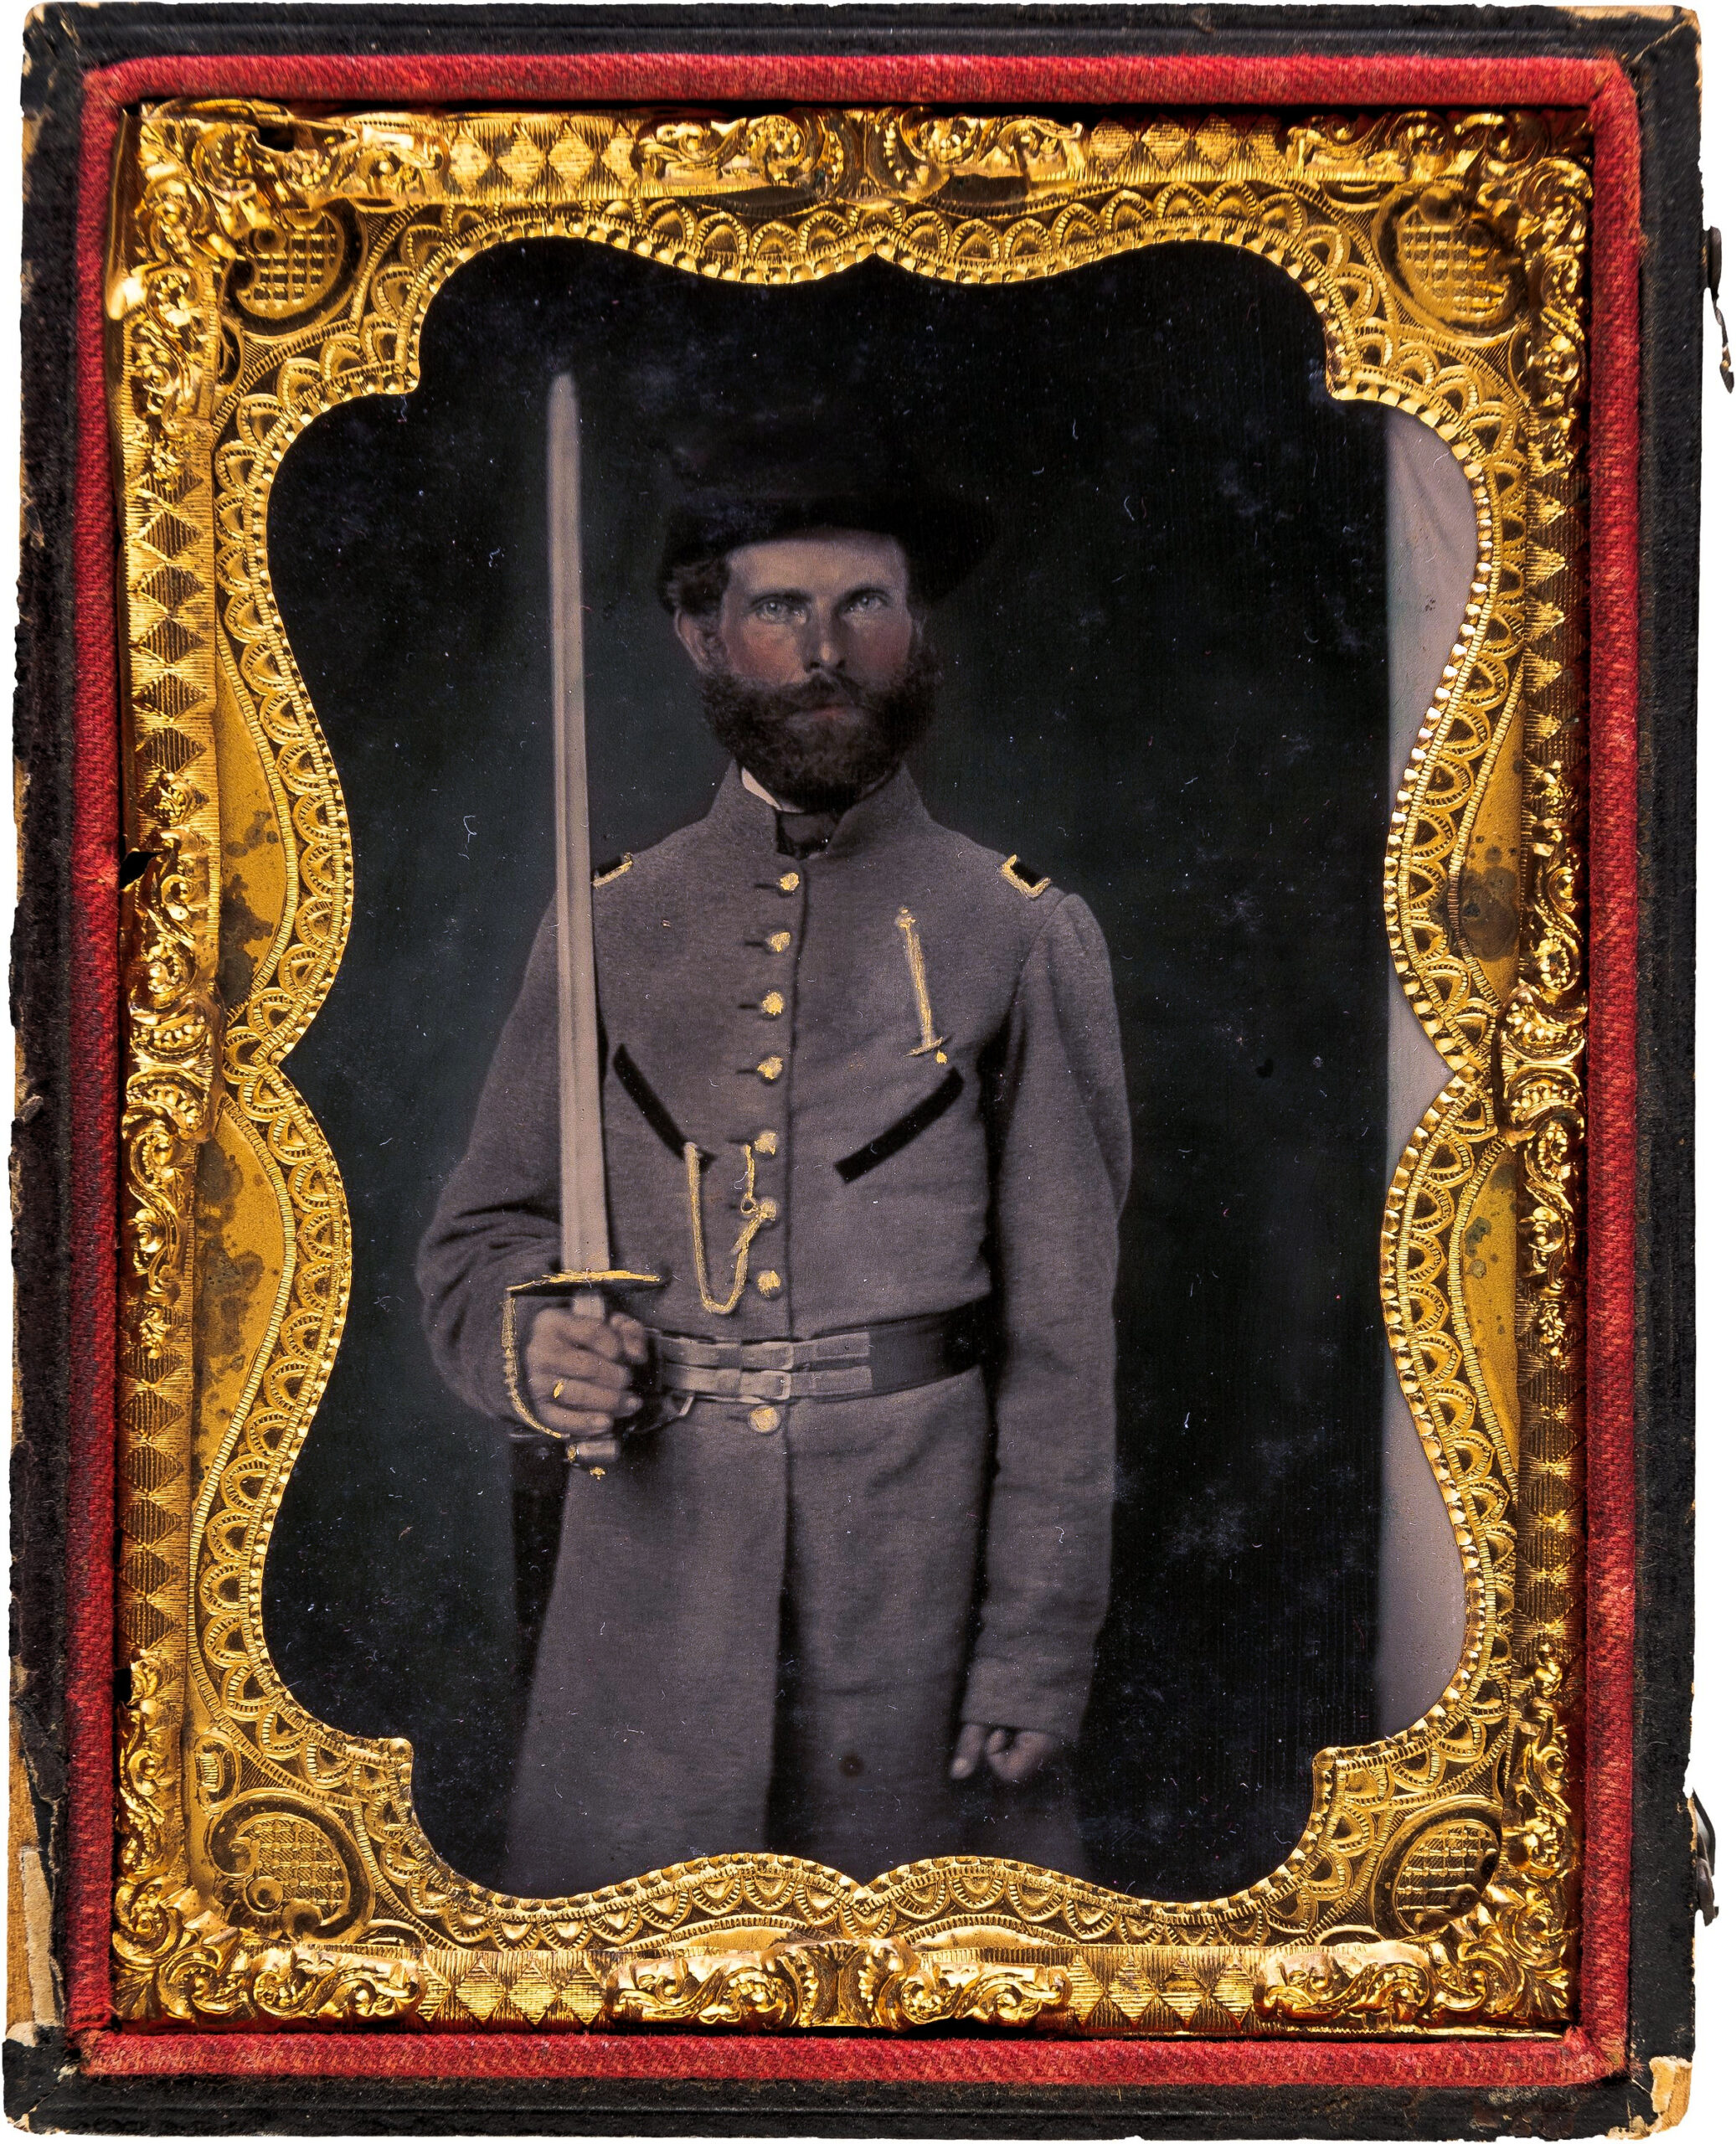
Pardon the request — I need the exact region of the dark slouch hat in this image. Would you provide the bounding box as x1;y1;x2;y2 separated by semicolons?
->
657;415;994;610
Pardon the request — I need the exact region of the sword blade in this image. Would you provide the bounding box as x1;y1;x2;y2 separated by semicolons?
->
548;372;610;1281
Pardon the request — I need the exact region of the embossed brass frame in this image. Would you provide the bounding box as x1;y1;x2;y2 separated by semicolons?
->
106;100;1589;2035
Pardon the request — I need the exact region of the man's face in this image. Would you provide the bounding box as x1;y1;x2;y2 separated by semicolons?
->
675;529;939;811
698;529;916;698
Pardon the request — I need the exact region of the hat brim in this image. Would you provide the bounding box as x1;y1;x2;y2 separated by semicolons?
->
659;488;995;608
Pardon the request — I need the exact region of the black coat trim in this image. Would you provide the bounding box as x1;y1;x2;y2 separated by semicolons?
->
836;1068;965;1183
612;1044;698;1162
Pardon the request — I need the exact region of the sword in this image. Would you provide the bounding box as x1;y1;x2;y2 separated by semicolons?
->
543;376;662;1466
549;374;609;1279
547;372;614;1466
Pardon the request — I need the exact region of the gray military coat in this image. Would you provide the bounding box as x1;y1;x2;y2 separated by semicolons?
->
419;766;1130;1894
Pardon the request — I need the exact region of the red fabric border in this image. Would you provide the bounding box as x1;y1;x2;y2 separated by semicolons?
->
66;44;1642;2091
1579;54;1643;2090
79;2025;1613;2087
64;55;124;2048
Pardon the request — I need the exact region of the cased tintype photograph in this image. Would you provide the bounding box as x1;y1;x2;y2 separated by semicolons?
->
270;212;1429;1905
8;3;1707;2133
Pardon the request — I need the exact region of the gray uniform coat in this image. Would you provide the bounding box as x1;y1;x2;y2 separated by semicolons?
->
419;767;1131;1894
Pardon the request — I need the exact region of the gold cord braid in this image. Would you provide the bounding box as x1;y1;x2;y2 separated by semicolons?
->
895;905;949;1059
685;1141;775;1316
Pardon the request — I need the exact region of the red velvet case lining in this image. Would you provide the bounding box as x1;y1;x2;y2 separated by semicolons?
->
65;47;1641;2089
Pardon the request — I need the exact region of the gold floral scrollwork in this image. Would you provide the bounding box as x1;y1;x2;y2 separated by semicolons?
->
858;1938;1073;2031
114;1909;420;2027
112;1657;194;2018
1497;979;1586;1367
605;1951;808;2030
106;98;1592;2035
635;111;849;194
1498;715;1587;1371
868;110;1090;198
121;832;222;1357
246;1946;422;2023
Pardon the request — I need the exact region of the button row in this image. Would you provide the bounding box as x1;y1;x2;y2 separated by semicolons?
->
744;870;794;1355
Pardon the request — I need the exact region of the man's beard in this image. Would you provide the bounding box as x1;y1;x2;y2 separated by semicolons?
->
698;640;941;812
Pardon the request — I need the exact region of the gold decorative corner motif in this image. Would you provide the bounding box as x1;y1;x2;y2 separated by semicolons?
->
1259;1644;1575;2026
107;98;1590;2033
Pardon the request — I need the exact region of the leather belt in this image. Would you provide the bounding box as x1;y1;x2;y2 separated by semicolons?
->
649;1301;990;1404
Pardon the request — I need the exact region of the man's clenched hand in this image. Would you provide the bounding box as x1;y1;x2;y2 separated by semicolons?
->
523;1298;648;1465
950;1721;1063;1786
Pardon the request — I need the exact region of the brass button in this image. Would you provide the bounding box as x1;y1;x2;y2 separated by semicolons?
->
760;990;786;1018
766;930;792;953
750;1404;780;1434
778;870;801;894
754;1130;778;1156
755;1269;782;1296
755;1055;784;1083
757;1198;780;1224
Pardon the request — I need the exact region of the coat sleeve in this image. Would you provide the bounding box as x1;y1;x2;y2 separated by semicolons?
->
964;891;1131;1743
415;909;564;1423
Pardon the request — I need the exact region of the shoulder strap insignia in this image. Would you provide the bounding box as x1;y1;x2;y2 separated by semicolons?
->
1002;854;1051;899
592;853;633;888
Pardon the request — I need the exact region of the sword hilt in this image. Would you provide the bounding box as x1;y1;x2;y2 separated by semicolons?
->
539;1268;665;1470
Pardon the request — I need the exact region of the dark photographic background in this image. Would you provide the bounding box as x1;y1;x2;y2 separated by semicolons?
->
265;233;1389;1900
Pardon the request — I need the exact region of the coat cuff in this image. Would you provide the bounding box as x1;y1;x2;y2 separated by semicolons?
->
961;1655;1090;1744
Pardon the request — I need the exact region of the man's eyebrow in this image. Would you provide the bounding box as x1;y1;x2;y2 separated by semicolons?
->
744;580;897;605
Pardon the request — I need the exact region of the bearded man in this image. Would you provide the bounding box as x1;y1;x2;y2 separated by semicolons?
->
418;436;1131;1896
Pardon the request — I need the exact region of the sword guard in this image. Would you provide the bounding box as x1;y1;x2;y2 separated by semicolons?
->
510;1268;664;1295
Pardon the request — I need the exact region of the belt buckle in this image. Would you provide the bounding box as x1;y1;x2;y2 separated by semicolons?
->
740;1368;793;1402
742;1339;796;1372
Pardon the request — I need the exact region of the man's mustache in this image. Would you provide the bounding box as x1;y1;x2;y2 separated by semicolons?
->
761;672;873;714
